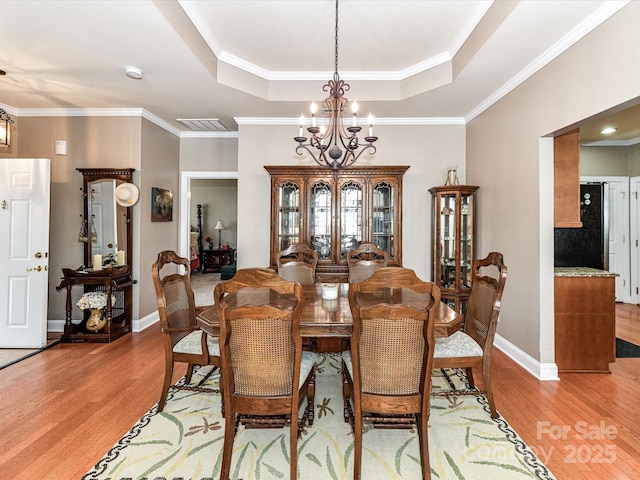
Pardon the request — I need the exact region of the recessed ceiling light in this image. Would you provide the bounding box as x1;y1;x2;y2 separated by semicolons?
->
600;127;617;135
124;66;143;80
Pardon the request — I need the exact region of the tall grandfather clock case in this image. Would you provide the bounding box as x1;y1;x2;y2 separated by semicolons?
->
429;184;478;316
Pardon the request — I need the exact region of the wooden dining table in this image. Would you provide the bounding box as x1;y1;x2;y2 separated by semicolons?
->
197;282;461;339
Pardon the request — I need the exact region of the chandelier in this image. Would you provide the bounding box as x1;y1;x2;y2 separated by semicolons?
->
0;108;14;147
294;0;377;171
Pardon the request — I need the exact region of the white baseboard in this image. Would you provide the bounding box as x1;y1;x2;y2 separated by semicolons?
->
494;334;559;381
48;312;159;334
133;311;159;332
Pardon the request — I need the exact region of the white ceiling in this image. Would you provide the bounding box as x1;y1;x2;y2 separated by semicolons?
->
0;0;635;141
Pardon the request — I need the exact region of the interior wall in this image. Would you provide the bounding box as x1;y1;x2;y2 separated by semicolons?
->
580;146;630;176
466;1;640;362
180;137;238;171
137;119;180;318
15;115;142;322
236;123;466;279
190;179;238;248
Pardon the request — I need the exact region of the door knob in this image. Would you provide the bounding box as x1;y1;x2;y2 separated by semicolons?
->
26;265;42;272
35;252;43;258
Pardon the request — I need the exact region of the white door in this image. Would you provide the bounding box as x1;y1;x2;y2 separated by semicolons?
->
0;158;51;347
582;176;629;302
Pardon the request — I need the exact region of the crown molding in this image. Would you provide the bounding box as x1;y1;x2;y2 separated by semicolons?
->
234;117;466;126
581;138;640;147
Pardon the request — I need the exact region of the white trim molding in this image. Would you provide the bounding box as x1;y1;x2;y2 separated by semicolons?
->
494;334;559;381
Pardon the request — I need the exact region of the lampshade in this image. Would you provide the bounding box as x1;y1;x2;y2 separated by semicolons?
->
214;220;225;230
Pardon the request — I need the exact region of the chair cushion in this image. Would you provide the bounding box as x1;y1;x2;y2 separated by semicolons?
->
342;350;353;378
300;351;318;387
174;330;220;356
434;330;483;359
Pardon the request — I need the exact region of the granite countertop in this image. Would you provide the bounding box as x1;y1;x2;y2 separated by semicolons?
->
554;267;618;277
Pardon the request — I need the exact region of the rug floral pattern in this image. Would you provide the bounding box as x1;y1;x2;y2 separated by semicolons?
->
83;354;555;480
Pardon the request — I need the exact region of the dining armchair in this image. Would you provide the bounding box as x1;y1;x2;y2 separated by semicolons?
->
151;250;221;412
346;241;389;283
214;268;317;480
276;242;318;284
342;267;440;480
432;252;508;418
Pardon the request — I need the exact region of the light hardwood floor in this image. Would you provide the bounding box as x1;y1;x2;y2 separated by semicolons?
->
0;306;638;479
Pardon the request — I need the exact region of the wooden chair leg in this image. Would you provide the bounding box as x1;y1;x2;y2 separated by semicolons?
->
158;360;174;412
417;411;431;479
307;366;316;426
482;359;497;418
353;392;363;480
185;363;195;384
220;410;236;480
290;406;298;480
342;361;352;424
465;367;475;389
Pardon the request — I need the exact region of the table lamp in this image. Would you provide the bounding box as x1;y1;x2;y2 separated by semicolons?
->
214;220;225;248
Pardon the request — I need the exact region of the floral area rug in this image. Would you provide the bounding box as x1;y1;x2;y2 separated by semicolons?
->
83;354;555;480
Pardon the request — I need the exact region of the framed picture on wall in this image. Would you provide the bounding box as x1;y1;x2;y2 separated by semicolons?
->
151;187;173;222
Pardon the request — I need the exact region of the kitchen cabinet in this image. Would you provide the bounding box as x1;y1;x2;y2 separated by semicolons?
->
554;128;582;228
429;184;478;316
265;165;408;282
554;268;616;372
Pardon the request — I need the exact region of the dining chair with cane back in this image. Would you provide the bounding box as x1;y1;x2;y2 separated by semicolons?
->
432;251;508;419
346;241;389;283
276;242;319;285
151;250;221;412
214;268;317;480
342;267;440;480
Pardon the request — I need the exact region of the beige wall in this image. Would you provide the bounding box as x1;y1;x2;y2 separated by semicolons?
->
581;146;631;176
236;123;467;280
137;119;181;318
466;2;640;361
15;116;142;321
180;137;238;171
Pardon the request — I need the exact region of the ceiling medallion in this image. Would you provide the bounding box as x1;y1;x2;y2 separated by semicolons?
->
294;0;377;171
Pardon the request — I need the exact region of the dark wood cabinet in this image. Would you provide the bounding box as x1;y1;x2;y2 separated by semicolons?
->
554;128;582;228
56;266;136;343
265;165;408;282
202;248;235;273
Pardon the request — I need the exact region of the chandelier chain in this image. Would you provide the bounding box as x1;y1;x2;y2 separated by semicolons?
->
334;0;339;74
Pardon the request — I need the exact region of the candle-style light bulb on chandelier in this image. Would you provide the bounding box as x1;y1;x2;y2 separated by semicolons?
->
294;0;378;171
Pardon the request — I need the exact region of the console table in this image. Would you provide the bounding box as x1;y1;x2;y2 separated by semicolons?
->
202;248;235;273
56;265;136;343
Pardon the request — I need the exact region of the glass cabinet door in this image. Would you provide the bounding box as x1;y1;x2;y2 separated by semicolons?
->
438;192;457;289
339;180;363;260
277;180;301;251
372;181;395;259
460;192;474;290
309;181;332;260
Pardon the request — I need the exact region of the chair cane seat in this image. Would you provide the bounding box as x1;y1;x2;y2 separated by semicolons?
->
174;330;220;356
434;330;483;359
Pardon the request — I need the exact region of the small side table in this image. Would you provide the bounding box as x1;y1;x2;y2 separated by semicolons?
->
56;265;136;343
201;248;235;273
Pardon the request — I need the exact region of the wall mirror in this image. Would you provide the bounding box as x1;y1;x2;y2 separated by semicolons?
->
77;168;135;269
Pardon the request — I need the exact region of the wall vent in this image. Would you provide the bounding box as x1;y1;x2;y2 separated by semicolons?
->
177;118;228;131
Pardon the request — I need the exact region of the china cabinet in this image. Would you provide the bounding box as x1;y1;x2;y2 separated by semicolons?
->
265;165;408;282
429;184;478;315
